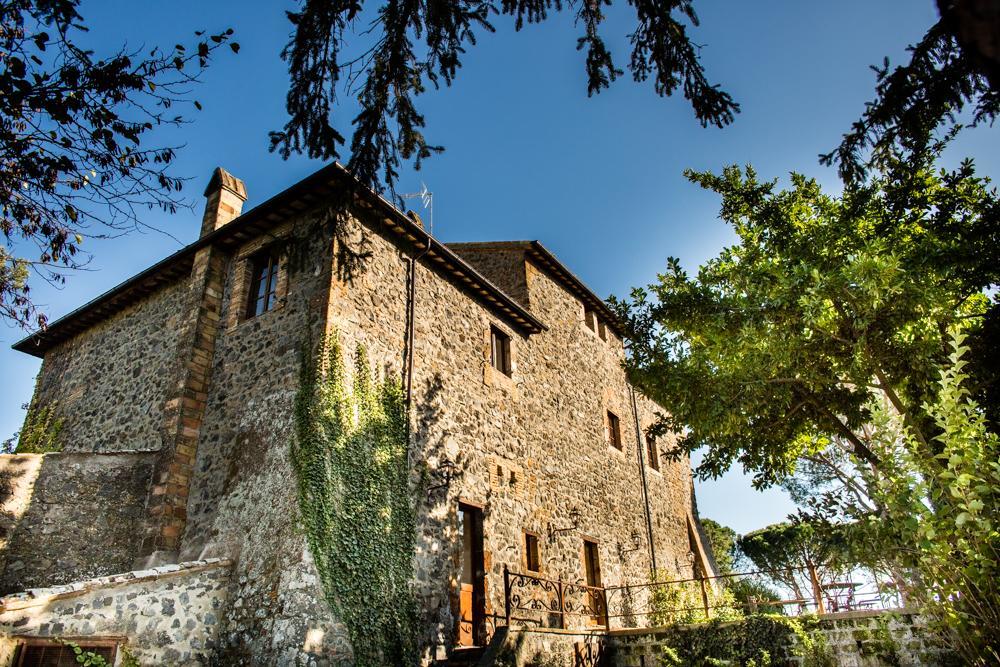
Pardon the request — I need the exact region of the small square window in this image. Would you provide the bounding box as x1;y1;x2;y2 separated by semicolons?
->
246;249;280;319
607;411;621;450
646;434;659;471
17;640;117;667
525;532;540;572
490;326;512;376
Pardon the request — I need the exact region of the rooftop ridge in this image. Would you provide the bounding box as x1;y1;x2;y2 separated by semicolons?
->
12;163;546;357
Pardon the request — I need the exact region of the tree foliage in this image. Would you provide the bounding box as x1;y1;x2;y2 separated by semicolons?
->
699;518;741;576
611;151;999;488
700;517;783;614
822;6;1000;184
0;0;236;327
845;330;1000;664
738;522;848;602
614;151;999;660
272;0;738;196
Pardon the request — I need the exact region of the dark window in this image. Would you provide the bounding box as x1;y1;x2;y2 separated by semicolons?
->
584;308;597;332
607;411;621;450
490;326;512;376
17;641;116;667
598;319;608;341
525;532;540;572
646;434;659;471
246;249;280;319
583;539;602;587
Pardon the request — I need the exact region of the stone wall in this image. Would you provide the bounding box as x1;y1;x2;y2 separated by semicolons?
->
11;180;710;664
178;214;345;665
608;611;954;667
28;277;193;454
448;243;533;309
0;559;231;666
487;612;954;666
322;217;701;660
486;627;607;667
0;453;155;594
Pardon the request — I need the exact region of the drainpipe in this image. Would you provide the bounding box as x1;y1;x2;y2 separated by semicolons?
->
630;383;657;577
404;238;431;440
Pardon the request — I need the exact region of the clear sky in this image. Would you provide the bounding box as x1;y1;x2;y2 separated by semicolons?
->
2;0;998;535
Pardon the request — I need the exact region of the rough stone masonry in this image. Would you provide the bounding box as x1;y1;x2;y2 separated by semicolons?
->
2;164;715;665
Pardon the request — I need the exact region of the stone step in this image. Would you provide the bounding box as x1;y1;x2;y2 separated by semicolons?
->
438;646;486;667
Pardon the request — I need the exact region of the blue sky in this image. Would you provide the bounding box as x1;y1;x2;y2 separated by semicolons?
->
2;0;998;535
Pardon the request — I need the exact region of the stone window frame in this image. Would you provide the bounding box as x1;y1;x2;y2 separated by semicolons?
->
14;637;120;667
244;248;281;319
605;410;623;452
482;321;518;393
582;304;598;334
227;235;290;330
645;432;660;473
523;530;542;573
581;302;619;347
489;325;512;377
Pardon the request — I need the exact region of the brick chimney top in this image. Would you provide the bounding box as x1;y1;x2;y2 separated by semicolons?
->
201;167;247;237
203;167;247;199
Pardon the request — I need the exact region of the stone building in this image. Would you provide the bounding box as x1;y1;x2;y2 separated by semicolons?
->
0;164;714;665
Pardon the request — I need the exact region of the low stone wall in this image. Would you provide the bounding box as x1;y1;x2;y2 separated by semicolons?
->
484;627;608;667
0;452;156;594
0;558;231;666
489;610;954;667
813;610;954;667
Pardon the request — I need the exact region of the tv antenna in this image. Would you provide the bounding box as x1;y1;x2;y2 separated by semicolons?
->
400;182;433;235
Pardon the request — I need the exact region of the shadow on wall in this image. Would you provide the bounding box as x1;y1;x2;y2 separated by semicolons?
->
0;452;156;595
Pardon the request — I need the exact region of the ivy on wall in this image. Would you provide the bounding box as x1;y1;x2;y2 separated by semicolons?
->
292;333;419;666
8;403;63;453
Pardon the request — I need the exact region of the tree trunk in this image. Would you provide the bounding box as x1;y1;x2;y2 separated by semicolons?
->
939;0;1000;90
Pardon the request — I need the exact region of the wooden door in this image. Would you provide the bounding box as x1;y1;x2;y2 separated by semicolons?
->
583;539;604;625
458;503;486;647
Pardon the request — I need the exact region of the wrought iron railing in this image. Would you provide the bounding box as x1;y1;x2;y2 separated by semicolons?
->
503;568;610;629
502;565;903;632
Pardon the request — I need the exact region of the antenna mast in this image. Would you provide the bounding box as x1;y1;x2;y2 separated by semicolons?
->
400;183;433;235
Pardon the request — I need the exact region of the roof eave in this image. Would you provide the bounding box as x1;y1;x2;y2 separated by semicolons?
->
12;163;545;357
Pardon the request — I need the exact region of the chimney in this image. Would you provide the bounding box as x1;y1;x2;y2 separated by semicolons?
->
201;167;247;237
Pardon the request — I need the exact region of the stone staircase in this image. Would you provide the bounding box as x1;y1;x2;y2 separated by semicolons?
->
439;646;486;666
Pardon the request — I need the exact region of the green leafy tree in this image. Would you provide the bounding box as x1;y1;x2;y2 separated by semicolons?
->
611;150;998;488
701;518;782;614
700;518;742;576
0;0;236;327
846;330;1000;664
738;522;848;604
612;152;999;659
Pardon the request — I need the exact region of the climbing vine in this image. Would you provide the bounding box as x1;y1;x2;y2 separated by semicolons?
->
291;333;419;666
9;402;63;453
